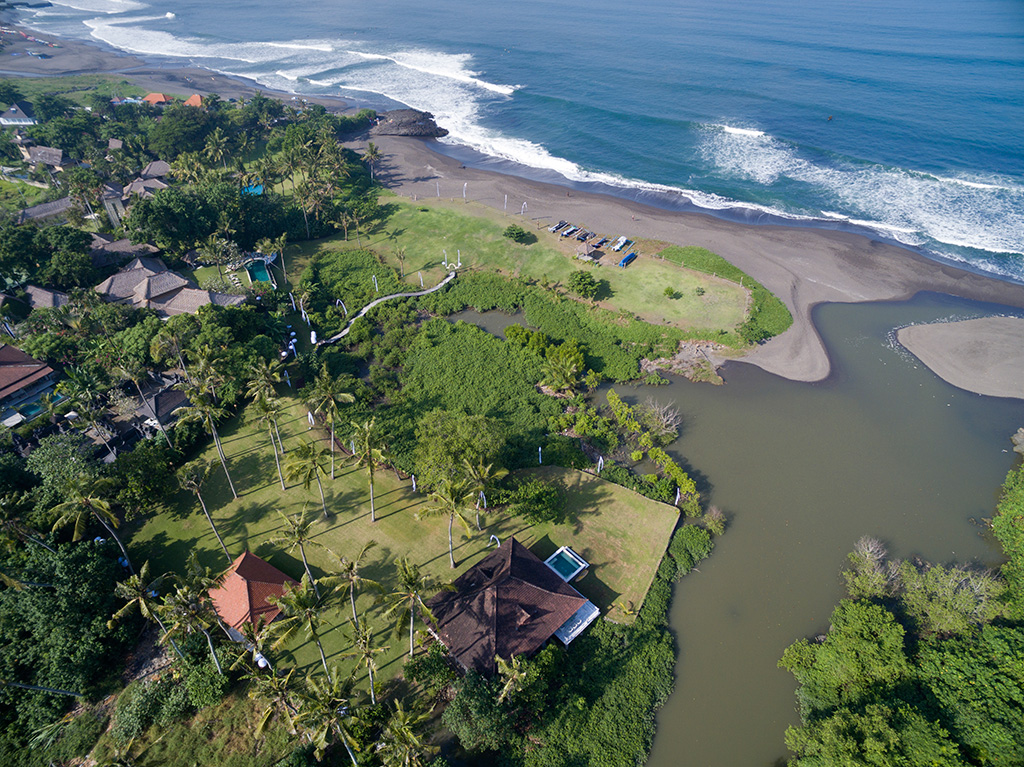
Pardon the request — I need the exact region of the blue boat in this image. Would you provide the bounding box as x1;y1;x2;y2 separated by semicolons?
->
618;252;637;268
561;226;579;237
594;237;609;248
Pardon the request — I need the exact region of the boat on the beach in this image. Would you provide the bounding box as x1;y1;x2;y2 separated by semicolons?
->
576;230;593;241
618;252;637;268
611;236;629;252
594;238;609;248
549;220;568;232
561;226;579;237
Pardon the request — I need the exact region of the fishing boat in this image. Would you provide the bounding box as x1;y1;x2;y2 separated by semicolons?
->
611;236;628;252
618;252;637;268
594;238;609;248
561;226;579;237
549;220;568;232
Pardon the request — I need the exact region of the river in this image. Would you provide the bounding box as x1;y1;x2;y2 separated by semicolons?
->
452;293;1024;765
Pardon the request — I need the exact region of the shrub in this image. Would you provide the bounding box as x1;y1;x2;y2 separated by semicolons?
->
494;478;565;524
110;680;163;744
156;678;193;726
543;434;589;469
405;642;458;697
569;271;600;301
502;223;529;243
183;661;228;709
669;525;714;578
598;464;675;504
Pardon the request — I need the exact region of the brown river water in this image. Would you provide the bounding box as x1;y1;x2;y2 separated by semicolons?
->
452;291;1024;766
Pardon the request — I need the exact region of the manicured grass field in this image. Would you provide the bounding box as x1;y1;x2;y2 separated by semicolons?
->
129;395;678;694
5;74;148;106
296;196;748;333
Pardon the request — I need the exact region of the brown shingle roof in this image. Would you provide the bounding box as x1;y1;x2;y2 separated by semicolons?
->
208;551;298;630
141;160;171;179
0;344;54;403
425;538;588;675
23;285;69;310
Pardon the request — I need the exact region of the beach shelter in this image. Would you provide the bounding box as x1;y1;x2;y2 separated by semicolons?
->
183;94;204;108
208;551;298;631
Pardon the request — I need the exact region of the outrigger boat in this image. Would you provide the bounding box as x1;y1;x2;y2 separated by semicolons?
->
594;238;609;248
561;226;579;237
549;220;568;232
611;236;629;252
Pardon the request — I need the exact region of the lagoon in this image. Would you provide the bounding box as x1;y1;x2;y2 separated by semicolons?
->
456;294;1024;765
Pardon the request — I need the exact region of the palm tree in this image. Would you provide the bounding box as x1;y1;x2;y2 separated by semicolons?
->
265;508;325;597
204;127;229;168
269;574;334;675
250;396;287;491
350;418;386;522
539;345;582;395
394;246;407;279
294;666;361;766
150;327;191;380
176;459;232;565
341;618;388;704
495;653;528;703
417;477;475;568
323;541;379;629
174;384;238;499
307;364;354;479
0;491;55;554
461;457;509;531
160;580;223;675
50;475;134;574
245;665;299;737
286;440;331;519
376;700;438;767
363;141;381;180
378;557;451;659
108;561;184;660
79;402;116;462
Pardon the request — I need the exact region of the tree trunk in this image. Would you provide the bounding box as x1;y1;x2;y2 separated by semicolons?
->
197;490;231;565
314;632;329;675
1;681;82;697
301;207;310;239
448;514;455;568
368;470;375;522
96;514;135;576
409;608;415;659
316;475;329;519
367;663;376;704
155;615;186;660
203;628;224;675
270;426;286;490
350;586;359;629
136;379;175;450
342;740;359;767
210;418;238;499
300;544;320;600
330;421;336;479
274;417;285;454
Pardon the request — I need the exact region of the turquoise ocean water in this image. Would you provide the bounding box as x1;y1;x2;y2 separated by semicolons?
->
13;0;1024;280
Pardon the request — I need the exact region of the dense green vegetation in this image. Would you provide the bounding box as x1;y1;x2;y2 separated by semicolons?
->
779;457;1024;766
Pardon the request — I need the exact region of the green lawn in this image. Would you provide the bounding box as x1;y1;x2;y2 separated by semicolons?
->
0;177;47;212
4;74;147;106
296;196;747;333
129;395;678;696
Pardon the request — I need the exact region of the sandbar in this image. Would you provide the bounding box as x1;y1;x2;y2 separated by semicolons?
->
897;317;1024;400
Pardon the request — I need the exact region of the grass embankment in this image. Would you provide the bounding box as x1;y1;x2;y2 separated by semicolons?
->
338;197;749;334
130;399;678;676
0;176;47;212
5;74;147;106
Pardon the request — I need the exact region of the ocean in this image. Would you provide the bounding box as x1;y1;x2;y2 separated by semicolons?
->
13;0;1024;281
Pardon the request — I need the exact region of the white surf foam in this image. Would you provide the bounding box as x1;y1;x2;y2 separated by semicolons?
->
46;0;145;13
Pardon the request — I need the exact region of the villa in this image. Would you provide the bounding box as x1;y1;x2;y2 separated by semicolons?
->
0;101;36;127
0;344;56;426
425;537;600;675
209;551;298;634
94;257;245;318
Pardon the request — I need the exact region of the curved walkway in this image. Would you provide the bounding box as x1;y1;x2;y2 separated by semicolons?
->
319;271;457;345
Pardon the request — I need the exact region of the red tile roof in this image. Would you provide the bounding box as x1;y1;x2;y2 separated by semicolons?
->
425;538;588;674
143;93;170;106
208;551;298;630
184;94;203;107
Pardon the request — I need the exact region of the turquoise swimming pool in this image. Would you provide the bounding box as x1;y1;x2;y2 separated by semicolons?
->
544;546;589;582
246;260;272;283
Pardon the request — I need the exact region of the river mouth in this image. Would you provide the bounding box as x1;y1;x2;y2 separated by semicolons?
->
453;293;1024;765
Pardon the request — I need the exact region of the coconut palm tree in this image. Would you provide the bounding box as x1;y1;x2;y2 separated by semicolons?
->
363;141;381;180
307;365;354;479
160;579;223;675
286;440;331;519
50;475;133;574
269;574;334;675
349;418;387;522
294;666;361;766
495;653;528;703
417;477;476;569
174;383;237;499
204;127;229;168
378;557;451;659
150;327;192;380
245;665;299;737
176;459;232;565
250;396;287;491
376;700;438;767
116;358;174;449
341;618;388;704
461;457;509;531
323;541;379;629
394;246;407;279
0;490;55;555
108;560;184;660
265;508;325;597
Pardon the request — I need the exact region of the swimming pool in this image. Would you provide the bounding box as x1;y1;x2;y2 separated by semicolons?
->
544;546;589;582
246;260;272;284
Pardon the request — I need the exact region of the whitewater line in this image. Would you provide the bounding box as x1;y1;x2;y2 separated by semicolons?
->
319;271;457;345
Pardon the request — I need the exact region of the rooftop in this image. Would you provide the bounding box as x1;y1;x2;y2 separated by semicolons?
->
208;551;298;630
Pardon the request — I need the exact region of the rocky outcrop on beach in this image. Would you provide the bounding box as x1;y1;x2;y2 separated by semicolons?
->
369;109;448;138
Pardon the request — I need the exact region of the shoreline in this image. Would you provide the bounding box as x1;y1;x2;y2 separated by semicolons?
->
2;19;1023;394
367;135;1024;389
